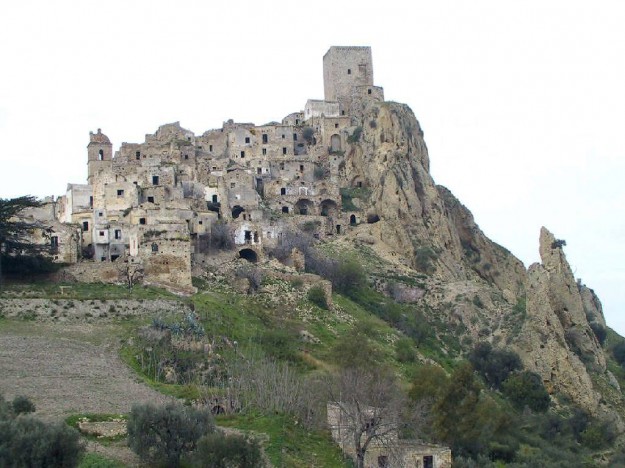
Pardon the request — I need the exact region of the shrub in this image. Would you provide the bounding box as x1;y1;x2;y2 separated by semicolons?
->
210;221;234;250
0;415;84;467
190;432;265;467
302;126;315;144
347;126;363;143
415;247;437;274
258;329;299;363
502;371;550;412
590;322;607;346
12;395;36;415
613;341;625;366
307;285;329;310
395;337;416;363
127;402;214;467
468;342;522;389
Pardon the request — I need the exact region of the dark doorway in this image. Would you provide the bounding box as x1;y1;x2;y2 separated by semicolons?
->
423;456;434;468
350;214;357;225
239;248;258;263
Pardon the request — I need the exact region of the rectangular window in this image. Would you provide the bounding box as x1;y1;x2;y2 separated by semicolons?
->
282;147;287;155
135;151;140;160
335;123;339;128
262;134;268;143
347;68;351;74
245;137;250;144
117;189;124;197
299;164;304;171
82;221;89;231
212;166;217;171
98;212;103;217
209;145;213;151
50;236;59;249
147;196;154;203
114;229;121;240
262;148;267;155
281;134;285;139
89;196;93;208
279;162;284;170
99;230;105;237
152;176;159;185
240;151;245;158
293;133;297;141
230;182;235;188
139;218;146;225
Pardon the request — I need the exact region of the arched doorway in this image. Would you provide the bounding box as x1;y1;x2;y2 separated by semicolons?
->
239;248;258;263
295;199;314;215
320;199;338;217
330;134;341;152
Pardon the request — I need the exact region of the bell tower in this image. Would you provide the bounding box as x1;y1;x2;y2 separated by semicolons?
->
87;128;112;185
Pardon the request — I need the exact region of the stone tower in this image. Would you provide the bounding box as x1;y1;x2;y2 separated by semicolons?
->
323;46;374;115
87;128;112;185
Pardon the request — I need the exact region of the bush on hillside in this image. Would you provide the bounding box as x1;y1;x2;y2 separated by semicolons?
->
190;432;265;467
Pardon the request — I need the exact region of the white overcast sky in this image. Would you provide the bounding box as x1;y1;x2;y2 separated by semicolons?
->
1;1;624;334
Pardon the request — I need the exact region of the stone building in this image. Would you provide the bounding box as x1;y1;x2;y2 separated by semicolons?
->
327;403;452;468
36;46;385;292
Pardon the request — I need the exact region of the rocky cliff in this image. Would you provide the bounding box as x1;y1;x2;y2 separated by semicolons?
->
343;100;619;416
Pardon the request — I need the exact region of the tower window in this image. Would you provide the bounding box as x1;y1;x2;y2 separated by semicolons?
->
117;189;124;197
136;151;140;160
151;242;159;252
98;149;104;161
152;176;159;185
262;134;268;143
209;145;213;151
245;137;250;144
147;196;154;203
282;147;287;155
82;221;89;231
280;187;286;195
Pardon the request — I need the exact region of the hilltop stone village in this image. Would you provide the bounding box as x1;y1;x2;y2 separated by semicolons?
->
28;46;386;294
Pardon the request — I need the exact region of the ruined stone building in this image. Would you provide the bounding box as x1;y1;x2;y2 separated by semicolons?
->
37;46;385;292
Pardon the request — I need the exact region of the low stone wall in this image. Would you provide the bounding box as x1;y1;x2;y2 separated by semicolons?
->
0;298;190;322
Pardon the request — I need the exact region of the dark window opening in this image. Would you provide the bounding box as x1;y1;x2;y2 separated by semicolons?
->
341;110;345;116
245;137;250;144
423;456;434;468
212;194;218;203
253;231;259;243
282;206;289;214
293;133;297;141
209;145;213;151
282;147;287;155
151;242;159;253
99;230;105;237
89;196;93;208
111;254;119;262
184;154;189;160
347;68;351;74
139;218;146;225
378;456;389;468
368;88;372;95
367;214;380;224
299;207;308;215
296;119;300;124
187;136;191;141
299;164;304;171
335;123;339;128
114;229;121;240
280;188;286;195
198;220;203;225
281;134;285;139
98;149;104;161
336;224;341;234
98;212;103;217
240;151;245;158
147;196;154;203
101;256;106;262
152;176;159;185
350;214;357;225
262;148;267;155
244;230;252;244
50;236;59;253
232;205;245;219
262;134;268;143
257;167;262;175
279;162;285;170
136;151;140;160
82;221;89;231
117;189;124;197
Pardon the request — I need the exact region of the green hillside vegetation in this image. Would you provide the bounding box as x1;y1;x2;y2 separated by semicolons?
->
3;240;625;466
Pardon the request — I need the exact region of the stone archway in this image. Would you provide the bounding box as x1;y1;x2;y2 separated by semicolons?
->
330;134;341;152
239;248;258;263
320;199;338;217
295;199;314;215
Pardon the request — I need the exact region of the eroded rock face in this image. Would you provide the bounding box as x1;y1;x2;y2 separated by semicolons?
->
514;227;607;412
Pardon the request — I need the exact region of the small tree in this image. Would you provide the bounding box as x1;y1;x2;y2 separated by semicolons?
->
12;395;36;415
326;368;418;468
502;371;550;412
0;195;50;288
127;402;214;467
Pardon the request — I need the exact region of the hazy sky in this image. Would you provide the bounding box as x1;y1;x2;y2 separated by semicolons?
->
1;1;624;333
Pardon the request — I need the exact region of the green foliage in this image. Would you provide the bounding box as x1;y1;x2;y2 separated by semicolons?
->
339;187;370;212
11;394;36;415
0;395;85;467
468;342;522;389
395;337;416;363
580;419;617;449
409;364;449;403
589;322;607;346
502;371;550;412
79;453;125;468
127;402;214;467
307;285;329;310
612;341;625;366
331;326;384;370
347;126;363;143
414;247;438;274
190;432;265;467
258;328;300;364
551;238;567;249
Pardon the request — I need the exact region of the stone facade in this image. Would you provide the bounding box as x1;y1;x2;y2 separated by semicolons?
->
30;46;384;292
327;403;452;468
